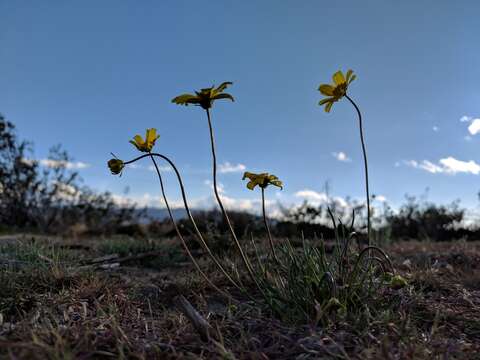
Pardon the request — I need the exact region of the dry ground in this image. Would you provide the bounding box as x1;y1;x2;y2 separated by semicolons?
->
0;234;479;359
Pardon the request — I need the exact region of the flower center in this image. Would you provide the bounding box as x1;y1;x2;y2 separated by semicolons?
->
333;83;347;97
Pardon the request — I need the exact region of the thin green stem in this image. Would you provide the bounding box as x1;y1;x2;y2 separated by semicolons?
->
205;108;261;291
148;154;233;300
125;153;243;292
261;187;278;262
345;94;371;246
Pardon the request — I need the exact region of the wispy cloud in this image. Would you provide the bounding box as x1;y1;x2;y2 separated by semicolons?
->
218;162;246;174
294;189;348;208
112;193;163;208
332;151;351;162
147;164;172;172
404;157;480;175
41;159;90;169
22;158;91;169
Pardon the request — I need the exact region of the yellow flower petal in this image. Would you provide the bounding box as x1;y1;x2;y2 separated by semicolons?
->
270;180;283;189
212;93;235;102
325;101;333;113
215;81;233;93
145;128;160;150
319;98;333;106
171;94;200;106
319;84;334;96
246;180;257;190
242;172;254;180
333;71;346;85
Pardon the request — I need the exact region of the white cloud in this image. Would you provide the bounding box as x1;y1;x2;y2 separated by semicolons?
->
40;159;90;169
21;158;90;169
295;190;328;203
404;160;444;174
460;115;480;136
22;158;90;169
218;162;246;174
147;164;172;172
111;192;176;208
332;151;351;162
468;119;480;135
439;157;480;175
294;189;348;208
405;157;480;175
374;195;387;202
432;126;439;132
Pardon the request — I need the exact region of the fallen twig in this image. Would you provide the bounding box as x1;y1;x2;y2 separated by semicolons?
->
174;295;212;342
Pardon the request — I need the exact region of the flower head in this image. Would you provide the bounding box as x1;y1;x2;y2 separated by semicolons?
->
318;70;356;112
172;82;234;110
129;128;160;153
108;158;125;175
242;172;283;190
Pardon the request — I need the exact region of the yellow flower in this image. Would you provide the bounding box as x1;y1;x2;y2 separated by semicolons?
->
242;172;283;190
129;128;160;152
172;82;234;110
108;158;124;175
318;70;356;112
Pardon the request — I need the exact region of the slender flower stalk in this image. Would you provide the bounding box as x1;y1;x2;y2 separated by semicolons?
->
344;95;371;245
205;108;260;287
261;187;277;262
318;70;371;246
242;171;283;262
172;83;262;291
148;153;233;299
122;152;243;293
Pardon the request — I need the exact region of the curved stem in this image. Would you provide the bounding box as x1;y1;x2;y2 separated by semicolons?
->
261;187;278;262
345;95;371;246
148;154;233;300
125;153;242;292
205;109;261;290
347;245;395;291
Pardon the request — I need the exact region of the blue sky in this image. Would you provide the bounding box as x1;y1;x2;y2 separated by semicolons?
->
2;1;480;213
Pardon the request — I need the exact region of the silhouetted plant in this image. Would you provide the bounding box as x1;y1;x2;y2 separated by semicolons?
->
318;70;372;245
106;72;406;322
242;171;283;261
172;83;260;289
108;130;243;297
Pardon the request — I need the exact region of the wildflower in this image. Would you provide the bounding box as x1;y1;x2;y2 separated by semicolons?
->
108;158;124;175
242;172;283;190
172;82;234;110
318;70;356;112
129;128;160;152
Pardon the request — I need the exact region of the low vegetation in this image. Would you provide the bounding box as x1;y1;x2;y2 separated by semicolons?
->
0;235;479;359
1;69;479;359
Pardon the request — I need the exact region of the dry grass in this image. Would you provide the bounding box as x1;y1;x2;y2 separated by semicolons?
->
1;235;479;359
